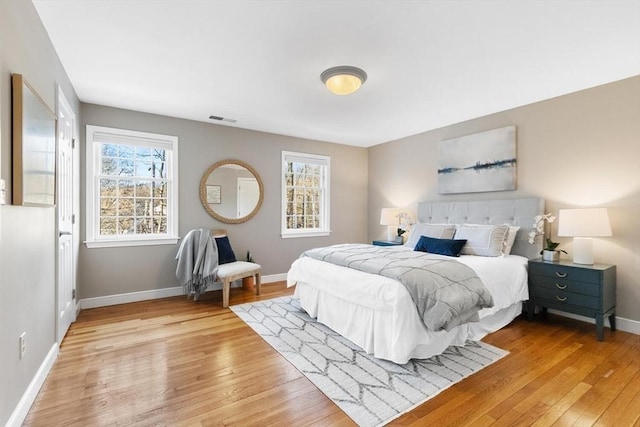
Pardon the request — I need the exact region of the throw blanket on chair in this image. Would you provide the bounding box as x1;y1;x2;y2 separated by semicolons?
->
302;244;494;331
176;229;219;299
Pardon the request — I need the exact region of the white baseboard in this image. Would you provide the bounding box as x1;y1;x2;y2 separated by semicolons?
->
548;309;640;335
6;343;59;427
80;286;184;309
262;272;287;283
79;273;288;310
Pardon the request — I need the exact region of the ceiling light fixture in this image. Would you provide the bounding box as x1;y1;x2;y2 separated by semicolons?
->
321;66;367;96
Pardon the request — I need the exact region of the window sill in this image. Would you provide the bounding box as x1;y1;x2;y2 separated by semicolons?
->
281;230;330;239
85;237;179;248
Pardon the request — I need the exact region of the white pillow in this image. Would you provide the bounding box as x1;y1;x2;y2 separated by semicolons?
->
405;223;457;248
502;225;521;255
455;224;509;257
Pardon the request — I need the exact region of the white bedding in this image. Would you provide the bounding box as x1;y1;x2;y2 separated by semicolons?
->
287;251;529;363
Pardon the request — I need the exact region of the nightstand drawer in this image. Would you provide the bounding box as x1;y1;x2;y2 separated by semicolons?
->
529;275;600;297
529;262;601;284
530;287;600;310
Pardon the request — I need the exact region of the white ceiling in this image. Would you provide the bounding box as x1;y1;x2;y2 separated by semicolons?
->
33;1;640;147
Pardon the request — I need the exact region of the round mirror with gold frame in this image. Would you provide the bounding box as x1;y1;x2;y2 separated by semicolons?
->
199;159;264;224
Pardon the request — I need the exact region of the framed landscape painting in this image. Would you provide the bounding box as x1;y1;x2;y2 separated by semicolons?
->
438;125;516;194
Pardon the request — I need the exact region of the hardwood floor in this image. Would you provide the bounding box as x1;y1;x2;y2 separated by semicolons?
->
25;282;639;426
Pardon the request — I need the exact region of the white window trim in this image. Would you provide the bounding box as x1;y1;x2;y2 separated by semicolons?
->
281;150;330;239
85;125;179;248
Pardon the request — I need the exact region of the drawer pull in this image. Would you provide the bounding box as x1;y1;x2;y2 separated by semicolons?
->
555;283;567;290
556;295;567;302
555;272;568;278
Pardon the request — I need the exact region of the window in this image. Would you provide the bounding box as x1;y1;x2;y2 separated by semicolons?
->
281;151;330;238
85;125;179;248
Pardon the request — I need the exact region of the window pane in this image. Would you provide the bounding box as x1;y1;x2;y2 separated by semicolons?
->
100;198;116;216
153;217;167;233
101;143;118;157
305;216;315;228
135;161;153;177
100;179;117;197
135;218;152;234
135;146;152;157
118;145;134;158
136;181;152;197
118;198;134;216
118;159;134;176
151;160;166;179
100;217;116;235
292;162;304;173
135;200;150;216
118;217;134;234
153;199;167;216
101;157;118;175
117;180;134;197
307;174;320;187
153;181;167;197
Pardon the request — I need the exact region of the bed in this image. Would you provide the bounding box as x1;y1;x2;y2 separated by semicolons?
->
287;198;544;364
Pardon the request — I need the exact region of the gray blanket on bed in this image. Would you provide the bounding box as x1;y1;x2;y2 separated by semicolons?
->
302;244;494;331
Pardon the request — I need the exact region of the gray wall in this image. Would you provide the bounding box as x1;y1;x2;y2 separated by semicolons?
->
80;104;368;299
369;76;640;322
0;1;80;425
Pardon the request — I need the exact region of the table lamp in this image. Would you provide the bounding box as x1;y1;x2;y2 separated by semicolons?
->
557;208;612;265
380;208;400;242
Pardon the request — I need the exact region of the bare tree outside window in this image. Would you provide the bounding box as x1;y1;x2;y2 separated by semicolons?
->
282;151;330;237
98;144;168;236
86;125;178;248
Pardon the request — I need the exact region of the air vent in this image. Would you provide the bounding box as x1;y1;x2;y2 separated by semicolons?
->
209;115;237;123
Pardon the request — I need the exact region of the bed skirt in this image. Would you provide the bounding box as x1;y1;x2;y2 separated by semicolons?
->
294;281;522;364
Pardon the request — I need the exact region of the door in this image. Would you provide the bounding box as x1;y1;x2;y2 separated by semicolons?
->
237;177;259;218
57;87;76;342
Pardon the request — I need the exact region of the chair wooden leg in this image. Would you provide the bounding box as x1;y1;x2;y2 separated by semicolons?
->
255;272;261;296
222;280;230;308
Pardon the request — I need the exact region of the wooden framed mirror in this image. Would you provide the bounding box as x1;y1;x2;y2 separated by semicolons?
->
199;159;264;224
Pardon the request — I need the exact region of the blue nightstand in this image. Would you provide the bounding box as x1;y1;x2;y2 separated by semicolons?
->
372;240;403;246
527;258;616;341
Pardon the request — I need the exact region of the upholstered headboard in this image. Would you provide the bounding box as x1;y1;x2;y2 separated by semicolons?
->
416;198;545;259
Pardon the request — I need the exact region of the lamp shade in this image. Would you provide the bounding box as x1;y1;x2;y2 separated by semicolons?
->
380;208;400;226
557;208;612;237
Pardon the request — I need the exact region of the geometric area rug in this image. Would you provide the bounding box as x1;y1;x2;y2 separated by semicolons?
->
230;296;508;427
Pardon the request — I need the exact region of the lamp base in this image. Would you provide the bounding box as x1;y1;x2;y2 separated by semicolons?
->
572;237;594;264
386;226;396;242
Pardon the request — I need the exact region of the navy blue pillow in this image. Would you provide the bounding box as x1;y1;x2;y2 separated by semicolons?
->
414;236;467;257
215;236;237;264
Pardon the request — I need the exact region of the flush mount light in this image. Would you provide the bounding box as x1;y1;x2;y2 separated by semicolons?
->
320;66;367;96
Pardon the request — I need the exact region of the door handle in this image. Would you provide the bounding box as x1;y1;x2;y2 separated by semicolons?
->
556;295;567;302
555;272;567;278
555;283;567;290
59;231;71;236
